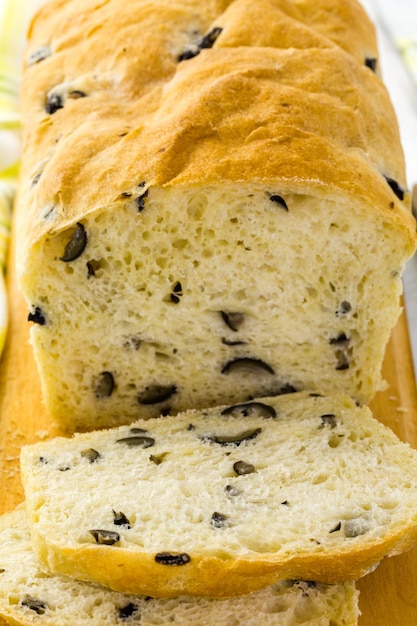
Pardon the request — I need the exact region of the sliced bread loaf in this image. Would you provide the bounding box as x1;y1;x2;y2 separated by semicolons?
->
16;0;417;431
0;506;360;626
20;392;417;598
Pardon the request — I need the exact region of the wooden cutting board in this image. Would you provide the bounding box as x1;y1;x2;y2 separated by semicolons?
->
0;233;416;625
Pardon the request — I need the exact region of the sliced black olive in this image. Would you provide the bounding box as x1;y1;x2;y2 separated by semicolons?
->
203;427;261;446
112;510;131;528
335;301;352;317
60;222;87;262
80;448;101;463
118;603;139;620
21;596;48;615
116;436;155;448
269;194;288;210
93;371;115;398
319;414;337;429
233;460;255;475
178;26;222;61
28;306;46;325
170;281;183;303
27;45;51;66
364;57;377;72
129;427;148;435
155;552;191;565
137;384;177;404
329;521;342;533
221;401;276;419
220;311;244;332
221;357;274;376
136;188;149;212
210;512;228;528
383;175;404;201
45;92;63;114
68;90;87;99
89;529;120;545
221;338;247;346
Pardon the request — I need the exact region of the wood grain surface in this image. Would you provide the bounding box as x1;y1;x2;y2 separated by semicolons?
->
0;232;416;625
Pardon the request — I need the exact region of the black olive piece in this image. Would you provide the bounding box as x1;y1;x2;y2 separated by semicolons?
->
116;436;155;448
60;222;87;262
221;357;274;376
149;452;168;465
364;57;377;72
335;351;349;371
329;521;342;533
383;175;404;201
80;448;101;463
187;423;195;431
220;311;244;332
27;45;51;66
155;552;191;566
89;529;120;545
178;26;223;61
130;427;148;434
335;301;352;317
136;188;149;212
137;384;177;404
28;306;46;325
221;401;276;419
94;371;115;398
67;90;87;99
45;92;64;114
221;338;247;346
21;596;48;615
113;510;131;528
118;603;140;620
203;427;261;446
269;194;289;210
329;332;349;345
211;512;228;528
170;281;183;303
320;414;337;429
233;460;255;475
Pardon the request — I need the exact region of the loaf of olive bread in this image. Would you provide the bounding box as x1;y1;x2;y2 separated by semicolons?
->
15;0;417;431
0;506;360;626
20;392;417;598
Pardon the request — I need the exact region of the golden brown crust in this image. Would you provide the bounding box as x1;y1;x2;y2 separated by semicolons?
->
16;0;416;275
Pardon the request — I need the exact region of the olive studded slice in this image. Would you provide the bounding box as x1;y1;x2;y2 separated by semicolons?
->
89;529;120;545
211;512;228;528
60;222;88;262
155;552;191;566
93;371;115;398
21;596;48;615
203;427;261;446
118;603;140;620
136;187;149;212
221;358;274;376
233;460;255;475
28;306;46;325
137;384;177;405
221;401;276;419
113;510;131;528
80;448;101;463
116;435;155;448
220;311;244;332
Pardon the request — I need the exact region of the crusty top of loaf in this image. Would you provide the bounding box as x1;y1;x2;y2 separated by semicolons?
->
16;0;416;271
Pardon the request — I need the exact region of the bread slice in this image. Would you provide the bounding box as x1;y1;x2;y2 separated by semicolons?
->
20;392;417;598
0;506;360;626
16;0;416;431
